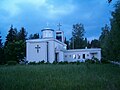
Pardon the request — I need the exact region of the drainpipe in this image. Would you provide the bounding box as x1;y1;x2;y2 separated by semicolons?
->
47;42;49;63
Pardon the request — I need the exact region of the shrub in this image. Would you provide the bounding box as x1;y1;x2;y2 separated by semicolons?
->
85;59;95;64
7;61;17;65
28;61;36;65
76;61;80;65
101;58;109;64
64;61;68;64
58;61;67;64
53;61;58;64
69;62;76;64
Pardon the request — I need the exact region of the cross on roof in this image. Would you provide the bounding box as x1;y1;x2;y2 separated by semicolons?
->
35;45;40;53
57;23;62;30
46;22;49;27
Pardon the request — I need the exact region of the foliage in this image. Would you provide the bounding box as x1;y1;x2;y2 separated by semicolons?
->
7;61;17;65
70;23;86;49
28;61;36;65
4;26;27;63
109;1;120;61
29;33;39;39
5;25;18;46
0;34;5;64
18;27;27;41
100;1;120;61
91;39;100;48
0;64;120;90
64;37;70;49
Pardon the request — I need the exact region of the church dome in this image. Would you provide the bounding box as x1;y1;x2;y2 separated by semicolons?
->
41;28;54;38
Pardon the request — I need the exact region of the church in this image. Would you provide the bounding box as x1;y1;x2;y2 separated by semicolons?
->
26;25;101;63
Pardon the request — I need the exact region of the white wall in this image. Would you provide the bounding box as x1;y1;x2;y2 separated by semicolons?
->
26;42;47;62
64;49;101;62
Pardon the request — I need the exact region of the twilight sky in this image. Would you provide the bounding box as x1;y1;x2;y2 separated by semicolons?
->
0;0;117;42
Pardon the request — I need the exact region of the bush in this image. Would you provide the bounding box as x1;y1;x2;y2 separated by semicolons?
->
7;61;17;65
58;61;63;64
101;58;110;64
85;59;95;64
76;61;81;65
28;61;36;65
53;61;58;64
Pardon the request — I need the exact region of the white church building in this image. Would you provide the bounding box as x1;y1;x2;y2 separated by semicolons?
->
26;26;101;63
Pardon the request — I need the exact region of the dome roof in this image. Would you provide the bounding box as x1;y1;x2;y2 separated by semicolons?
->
41;28;54;31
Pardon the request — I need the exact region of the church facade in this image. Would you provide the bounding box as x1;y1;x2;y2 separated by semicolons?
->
26;27;101;63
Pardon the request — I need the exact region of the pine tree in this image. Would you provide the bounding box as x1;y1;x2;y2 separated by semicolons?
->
0;33;4;64
71;23;85;49
5;25;17;46
99;24;110;59
109;1;120;61
29;33;39;39
18;27;27;41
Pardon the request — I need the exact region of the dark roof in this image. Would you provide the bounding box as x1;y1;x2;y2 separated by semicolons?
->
41;28;54;31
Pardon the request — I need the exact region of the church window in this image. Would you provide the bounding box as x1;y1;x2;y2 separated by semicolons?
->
65;55;67;57
83;54;85;59
78;54;80;59
73;54;76;59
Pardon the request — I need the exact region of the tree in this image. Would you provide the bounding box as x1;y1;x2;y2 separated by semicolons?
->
109;1;120;61
5;25;17;46
108;0;112;3
4;26;28;63
70;23;85;49
18;27;27;41
64;37;70;49
29;33;39;39
99;24;110;59
91;39;100;48
99;24;111;60
0;33;5;64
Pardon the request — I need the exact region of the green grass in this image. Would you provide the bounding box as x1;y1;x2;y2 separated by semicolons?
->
0;64;120;90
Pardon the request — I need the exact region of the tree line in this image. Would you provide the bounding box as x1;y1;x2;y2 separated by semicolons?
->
0;1;120;64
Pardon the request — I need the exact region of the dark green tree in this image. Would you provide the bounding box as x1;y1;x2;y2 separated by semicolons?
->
99;24;110;59
64;37;70;49
0;33;5;64
109;1;120;61
5;25;17;46
91;39;100;48
70;23;85;49
18;27;27;41
29;33;39;39
4;26;28;63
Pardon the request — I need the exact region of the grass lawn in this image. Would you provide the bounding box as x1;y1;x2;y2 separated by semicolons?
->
0;64;120;90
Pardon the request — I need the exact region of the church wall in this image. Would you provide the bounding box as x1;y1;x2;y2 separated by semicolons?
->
54;41;66;62
26;42;47;62
64;49;101;62
47;41;55;63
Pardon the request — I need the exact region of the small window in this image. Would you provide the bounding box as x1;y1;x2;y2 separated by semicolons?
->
73;54;76;59
83;54;85;59
78;54;80;59
65;55;67;57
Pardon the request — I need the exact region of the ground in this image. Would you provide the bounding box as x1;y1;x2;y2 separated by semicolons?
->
0;64;120;90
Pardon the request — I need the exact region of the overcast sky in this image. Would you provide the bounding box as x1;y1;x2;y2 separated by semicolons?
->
0;0;117;42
